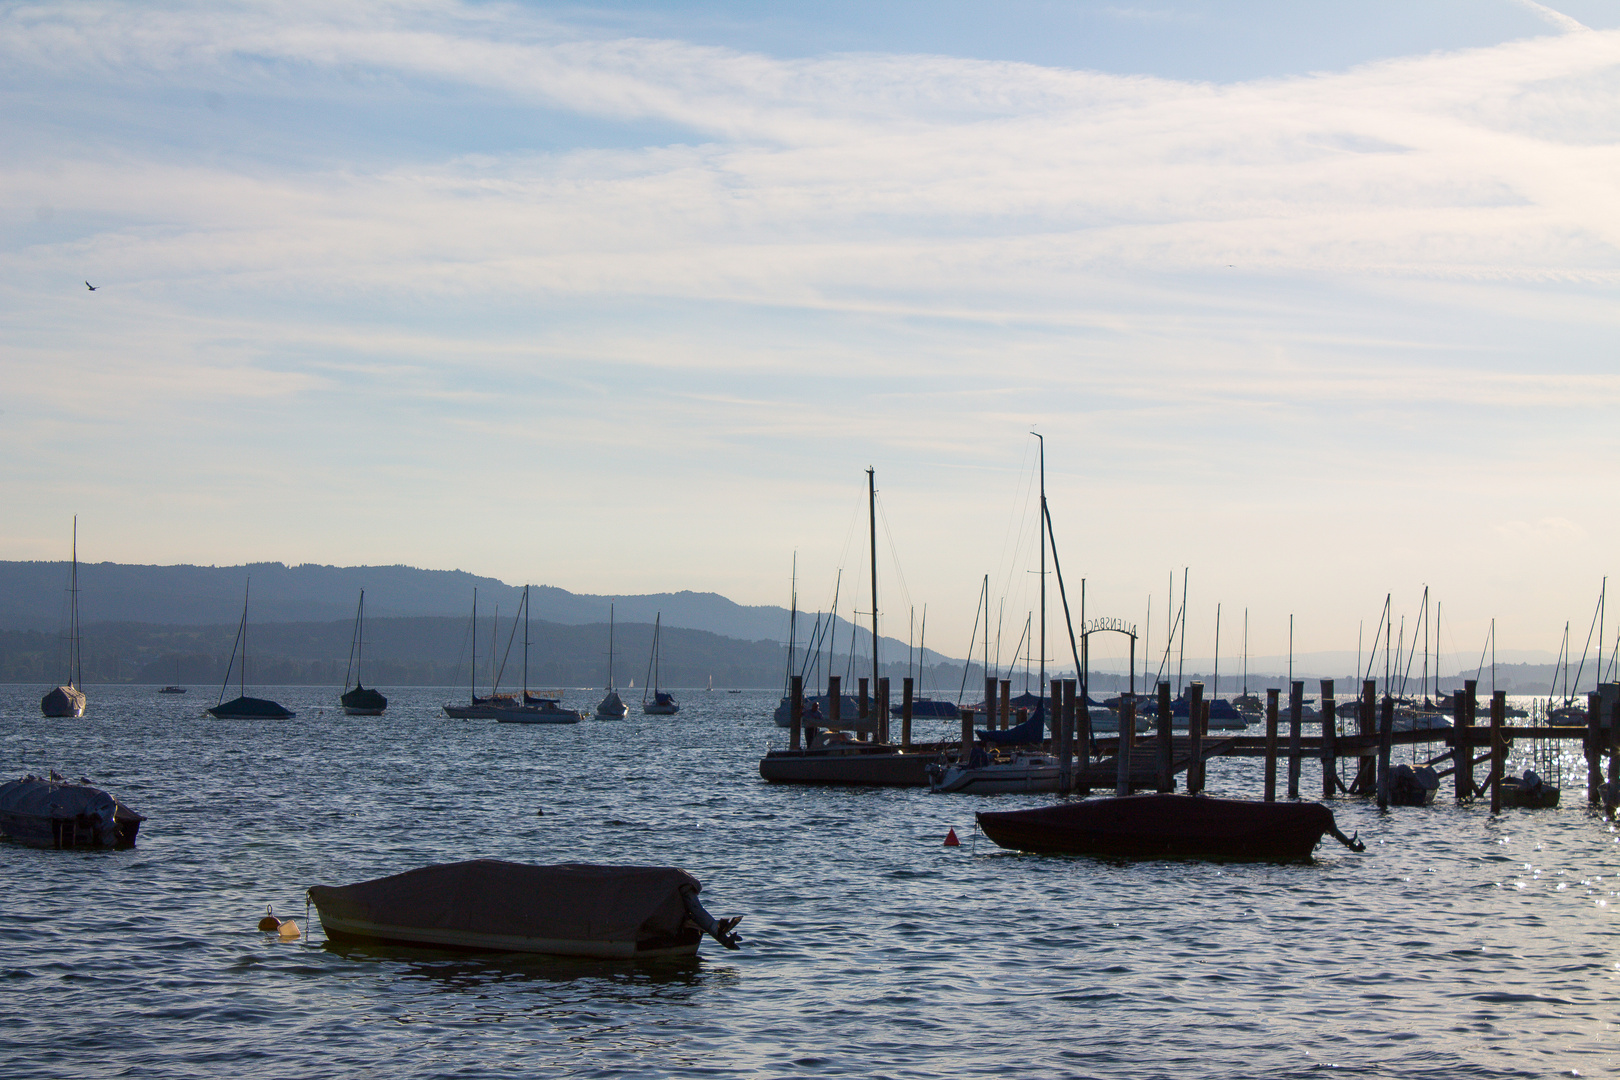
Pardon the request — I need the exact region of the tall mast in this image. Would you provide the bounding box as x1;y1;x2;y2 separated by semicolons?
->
1242;608;1248;698
1034;431;1046;698
609;603;616;691
241;577;249;698
522;585;530;698
357;590;365;685
1177;568;1188;695
70;516;80;688
867;467;879;707
471;588;477;703
1213;603;1221;700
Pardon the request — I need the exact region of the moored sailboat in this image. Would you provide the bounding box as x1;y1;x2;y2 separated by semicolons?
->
208;578;295;720
41;518;87;719
596;604;628;719
340;590;388;716
642;613;680;715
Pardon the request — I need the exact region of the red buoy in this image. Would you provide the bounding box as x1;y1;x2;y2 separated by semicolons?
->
943;828;960;847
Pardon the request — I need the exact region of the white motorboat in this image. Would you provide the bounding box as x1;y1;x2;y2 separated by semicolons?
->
928;749;1062;795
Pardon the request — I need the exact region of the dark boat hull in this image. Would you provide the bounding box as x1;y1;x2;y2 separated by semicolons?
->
976;794;1344;862
0;777;144;849
208;695;295;720
41;685;86;718
759;746;933;786
341;686;388;715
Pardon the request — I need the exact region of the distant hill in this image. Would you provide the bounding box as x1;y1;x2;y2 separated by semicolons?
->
3;560;808;639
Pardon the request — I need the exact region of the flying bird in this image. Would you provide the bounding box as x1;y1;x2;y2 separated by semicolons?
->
85;281;97;291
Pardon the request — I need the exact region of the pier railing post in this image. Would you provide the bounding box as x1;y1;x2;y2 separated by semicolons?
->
1377;694;1395;810
1187;682;1204;795
1156;681;1173;793
1357;679;1376;795
1586;690;1602;804
1072;680;1091;796
1265;687;1280;802
1288;680;1303;798
1463;679;1478;799
1320;680;1337;798
1491;689;1506;814
901;676;914;749
1001;679;1012;731
858;677;869;741
790;675;803;751
828;674;842;730
1116;693;1134;797
877;677;889;745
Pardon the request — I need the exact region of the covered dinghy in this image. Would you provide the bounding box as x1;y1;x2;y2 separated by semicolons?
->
977;704;1046;745
308;860;742;959
0;775;144;849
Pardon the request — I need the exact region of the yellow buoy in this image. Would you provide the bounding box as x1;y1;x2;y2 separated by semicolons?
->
277;919;300;940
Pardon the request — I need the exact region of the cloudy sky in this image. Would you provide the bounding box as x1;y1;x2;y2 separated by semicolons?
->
4;0;1618;673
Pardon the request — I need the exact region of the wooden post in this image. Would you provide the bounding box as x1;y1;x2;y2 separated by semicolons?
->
1586;689;1602;805
1462;679;1478;799
1116;693;1134;796
1187;681;1204;796
961;678;977;757
1491;689;1506;814
1000;679;1012;731
1320;679;1336;798
877;677;889;745
901;676;914;749
1357;679;1376;795
1287;681;1303;799
1056;679;1070;795
828;675;842;729
985;675;998;733
1464;680;1477;799
1608;688;1620;790
1200;700;1211;793
1071;680;1091;796
858;676;869;731
790;674;804;751
1157;680;1173;793
1264;687;1280;802
1377;694;1395;810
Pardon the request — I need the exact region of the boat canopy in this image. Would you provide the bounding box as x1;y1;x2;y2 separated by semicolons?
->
978;705;1046;745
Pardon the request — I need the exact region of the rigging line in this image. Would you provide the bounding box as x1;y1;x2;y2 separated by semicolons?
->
958;576;987;706
873;491;914;618
1363;595;1390;685
1399;591;1428;700
1567;583;1605;703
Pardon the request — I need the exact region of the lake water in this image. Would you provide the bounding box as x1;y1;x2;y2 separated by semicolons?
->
3;685;1617;1079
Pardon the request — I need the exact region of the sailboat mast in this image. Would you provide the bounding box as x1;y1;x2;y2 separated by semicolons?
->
609;604;616;690
70;516;80;688
523;585;530;698
471;588;477;703
1242;608;1248;698
357;590;365;686
241;577;249;698
868;467;879;705
1035;432;1046;698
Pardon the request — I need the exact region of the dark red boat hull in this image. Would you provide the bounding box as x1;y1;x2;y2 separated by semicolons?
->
977;794;1341;862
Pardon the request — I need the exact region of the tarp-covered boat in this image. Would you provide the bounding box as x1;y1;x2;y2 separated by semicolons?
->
209;695;295;720
977;793;1364;862
308;860;742;959
0;775;144;849
341;685;388;716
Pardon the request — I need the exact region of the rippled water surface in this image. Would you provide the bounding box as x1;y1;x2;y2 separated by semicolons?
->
3;685;1619;1079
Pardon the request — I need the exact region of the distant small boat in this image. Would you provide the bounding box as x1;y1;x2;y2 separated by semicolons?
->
208;578;295;720
340;590;388;716
642;613;679;715
976;794;1365;861
41;518;87;719
0;774;144;849
308;860;742;958
159;658;187;694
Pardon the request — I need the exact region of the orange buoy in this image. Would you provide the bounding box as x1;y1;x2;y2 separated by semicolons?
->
943;828;960;847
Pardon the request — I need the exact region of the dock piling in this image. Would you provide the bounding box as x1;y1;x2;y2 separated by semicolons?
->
877;677;889;745
828;675;842;729
1000;679;1011;730
1264;687;1280;802
1288;680;1303;798
1377;694;1395;810
1116;693;1134;797
1071;680;1090;796
1320;680;1336;798
1491;690;1506;814
1187;682;1204;795
1156;681;1173;793
1356;680;1376;795
901;676;913;748
790;675;803;751
1585;690;1601;804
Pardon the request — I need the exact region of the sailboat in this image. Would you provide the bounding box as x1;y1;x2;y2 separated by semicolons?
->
446;587;581;722
208;579;295;720
759;467;934;786
41;517;87;718
642;613;680;715
340;590;388;716
159;657;187;694
595;604;628;719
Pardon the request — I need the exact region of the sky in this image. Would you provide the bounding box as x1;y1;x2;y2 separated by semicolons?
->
3;0;1619;673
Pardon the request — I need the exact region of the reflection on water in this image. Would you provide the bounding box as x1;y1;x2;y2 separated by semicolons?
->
1;685;1618;1079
